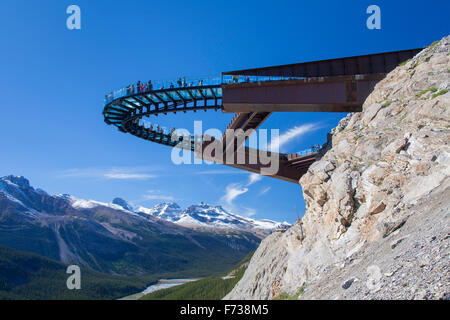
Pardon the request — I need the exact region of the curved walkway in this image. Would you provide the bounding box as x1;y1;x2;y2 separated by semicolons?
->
103;80;223;151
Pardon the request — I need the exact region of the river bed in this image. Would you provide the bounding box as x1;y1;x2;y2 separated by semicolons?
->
119;278;200;300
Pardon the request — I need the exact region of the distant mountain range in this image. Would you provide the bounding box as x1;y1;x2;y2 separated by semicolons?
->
0;175;287;277
129;201;289;232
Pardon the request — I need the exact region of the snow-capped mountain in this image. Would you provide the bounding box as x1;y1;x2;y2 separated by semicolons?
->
136;202;182;222
111;198;290;232
0;175;261;275
112;197;134;211
138;201;290;232
0;175;289;234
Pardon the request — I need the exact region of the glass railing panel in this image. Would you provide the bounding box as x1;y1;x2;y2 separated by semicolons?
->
105;108;125;114
122;101;137;110
154;93;169;102
143;94;156;104
108;119;122;124
179;90;191;100
201;89;210;98
129;98;143;107
147;93;161;103
166;91;181;101
105;110;125;116
124;98;138;105
113;105;131;112
137;96;152;105
189;90;201;99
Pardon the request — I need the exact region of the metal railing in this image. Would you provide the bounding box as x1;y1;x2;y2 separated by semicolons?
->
104;76;223;104
287;145;321;159
221;75;304;84
104;74;307;104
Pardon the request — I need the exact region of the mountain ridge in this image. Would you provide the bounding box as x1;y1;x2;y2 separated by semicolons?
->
0;175;261;276
69;194;290;233
0;175;288;233
135;201;290;232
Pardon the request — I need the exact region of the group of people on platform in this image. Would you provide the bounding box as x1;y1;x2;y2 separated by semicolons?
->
104;81;154;102
306;144;321;153
311;144;321;152
231;75;250;83
125;80;154;96
105;77;209;103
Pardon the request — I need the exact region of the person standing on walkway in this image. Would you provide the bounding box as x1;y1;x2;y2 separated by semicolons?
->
136;81;141;93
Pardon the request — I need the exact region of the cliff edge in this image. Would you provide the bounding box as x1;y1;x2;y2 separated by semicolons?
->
225;36;450;300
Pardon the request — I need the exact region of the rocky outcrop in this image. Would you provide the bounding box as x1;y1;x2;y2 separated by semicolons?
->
225;36;450;300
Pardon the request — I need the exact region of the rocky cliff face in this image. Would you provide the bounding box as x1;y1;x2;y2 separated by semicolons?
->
225;36;450;300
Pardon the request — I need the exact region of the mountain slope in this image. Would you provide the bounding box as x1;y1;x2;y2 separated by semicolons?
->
226;36;450;300
141;251;254;300
0;176;260;277
0;244;156;300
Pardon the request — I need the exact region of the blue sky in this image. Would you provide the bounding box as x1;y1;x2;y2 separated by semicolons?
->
0;0;448;223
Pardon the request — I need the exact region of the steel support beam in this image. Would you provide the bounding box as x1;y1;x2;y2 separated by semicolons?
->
222;75;383;113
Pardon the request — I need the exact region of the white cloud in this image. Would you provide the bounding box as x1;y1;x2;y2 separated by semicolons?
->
242;207;256;217
247;173;262;186
269;123;321;152
220;180;259;218
59;167;157;180
259;186;271;196
143;194;176;201
220;183;248;206
142;190;176;201
104;173;155;180
220;174;263;215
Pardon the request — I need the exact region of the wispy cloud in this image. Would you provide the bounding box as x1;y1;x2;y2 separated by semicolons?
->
219;174;263;216
259;186;271;196
247;173;262;186
143;194;176;201
59;167;157;180
141;190;177;202
104;173;155;180
270;123;321;151
242;207;256;217
220;183;249;206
